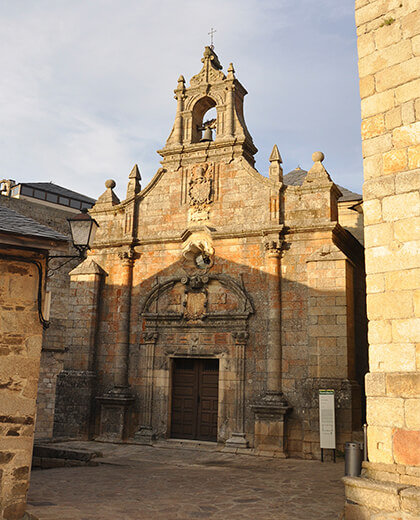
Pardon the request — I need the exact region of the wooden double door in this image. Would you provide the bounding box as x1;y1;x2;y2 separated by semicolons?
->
171;358;219;442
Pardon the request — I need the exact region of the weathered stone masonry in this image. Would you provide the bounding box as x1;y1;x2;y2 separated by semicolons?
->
0;194;83;441
0;206;67;520
344;1;420;518
54;47;367;459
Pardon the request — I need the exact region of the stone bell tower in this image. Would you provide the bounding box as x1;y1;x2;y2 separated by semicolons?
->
159;46;258;169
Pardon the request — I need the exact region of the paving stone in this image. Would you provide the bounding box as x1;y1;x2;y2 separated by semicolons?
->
27;441;345;520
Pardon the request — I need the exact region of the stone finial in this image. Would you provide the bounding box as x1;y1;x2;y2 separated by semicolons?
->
95;179;120;207
177;75;185;89
126;164;141;199
269;144;282;163
312;151;324;163
227;63;235;80
303;151;333;185
269;144;283;182
201;46;223;70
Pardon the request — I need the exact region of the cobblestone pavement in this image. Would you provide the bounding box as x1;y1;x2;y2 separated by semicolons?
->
27;441;345;520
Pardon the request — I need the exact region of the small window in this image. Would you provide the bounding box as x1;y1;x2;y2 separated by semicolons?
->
46;192;58;203
21;186;33;197
59;196;70;206
70;199;81;209
34;189;45;200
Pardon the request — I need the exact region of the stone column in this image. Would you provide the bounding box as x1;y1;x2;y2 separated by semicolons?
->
134;331;158;444
96;250;134;441
252;238;290;456
225;331;249;450
53;258;105;439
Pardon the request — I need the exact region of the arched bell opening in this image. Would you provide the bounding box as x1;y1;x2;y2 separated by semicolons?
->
191;96;217;143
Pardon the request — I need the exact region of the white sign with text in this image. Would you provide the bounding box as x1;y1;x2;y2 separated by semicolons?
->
319;389;336;449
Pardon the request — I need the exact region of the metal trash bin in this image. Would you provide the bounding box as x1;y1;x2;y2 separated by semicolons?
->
345;442;363;476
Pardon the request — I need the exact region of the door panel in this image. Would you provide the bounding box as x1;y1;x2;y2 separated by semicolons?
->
171;358;219;441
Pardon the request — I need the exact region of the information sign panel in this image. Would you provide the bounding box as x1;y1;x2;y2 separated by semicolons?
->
319;389;336;449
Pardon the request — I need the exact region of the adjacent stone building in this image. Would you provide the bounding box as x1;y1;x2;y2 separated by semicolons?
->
0;181;95;440
344;0;420;517
0;206;67;520
53;47;367;458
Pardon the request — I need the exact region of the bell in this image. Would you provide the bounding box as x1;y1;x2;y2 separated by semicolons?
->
201;127;213;142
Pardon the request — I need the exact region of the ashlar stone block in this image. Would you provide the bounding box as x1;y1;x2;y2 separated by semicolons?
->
369;343;416;372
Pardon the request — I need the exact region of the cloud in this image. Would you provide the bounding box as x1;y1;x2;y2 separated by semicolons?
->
0;0;362;199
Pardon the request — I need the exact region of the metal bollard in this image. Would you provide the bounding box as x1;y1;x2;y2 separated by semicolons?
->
344;442;363;476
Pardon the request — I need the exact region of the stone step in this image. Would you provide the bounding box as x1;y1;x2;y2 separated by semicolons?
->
32;443;103;469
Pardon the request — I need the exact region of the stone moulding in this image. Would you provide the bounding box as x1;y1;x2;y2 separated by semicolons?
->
140;273;254;318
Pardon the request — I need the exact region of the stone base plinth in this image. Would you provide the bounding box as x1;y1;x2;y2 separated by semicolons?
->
95;392;134;442
133;425;154;445
225;432;249;449
252;392;291;457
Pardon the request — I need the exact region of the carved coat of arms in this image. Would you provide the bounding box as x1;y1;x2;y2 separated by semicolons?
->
188;163;213;207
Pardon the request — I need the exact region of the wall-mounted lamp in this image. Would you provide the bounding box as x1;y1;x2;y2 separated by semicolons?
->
48;208;99;272
67;208;99;258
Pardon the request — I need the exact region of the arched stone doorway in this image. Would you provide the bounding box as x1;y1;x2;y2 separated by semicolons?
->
135;273;253;448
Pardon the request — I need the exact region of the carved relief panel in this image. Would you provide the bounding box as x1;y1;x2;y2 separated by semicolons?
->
180;163;220;222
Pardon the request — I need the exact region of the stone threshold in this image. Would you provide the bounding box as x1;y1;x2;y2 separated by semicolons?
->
152;438;223;452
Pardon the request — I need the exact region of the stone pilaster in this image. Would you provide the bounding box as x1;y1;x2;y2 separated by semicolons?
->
225;331;249;449
265;239;282;395
252;237;291;456
113;250;134;391
96;250;135;442
134;331;158;444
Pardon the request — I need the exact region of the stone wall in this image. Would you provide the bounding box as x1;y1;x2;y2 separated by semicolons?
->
0;195;78;439
344;1;420;517
0;247;46;520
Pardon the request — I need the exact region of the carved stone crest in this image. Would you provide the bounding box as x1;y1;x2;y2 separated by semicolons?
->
181;275;209;321
188;163;213;207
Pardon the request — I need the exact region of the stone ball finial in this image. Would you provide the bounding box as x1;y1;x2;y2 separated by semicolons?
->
312;151;324;163
105;179;116;189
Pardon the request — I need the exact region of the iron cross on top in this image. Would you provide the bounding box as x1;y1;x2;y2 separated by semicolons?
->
208;27;216;49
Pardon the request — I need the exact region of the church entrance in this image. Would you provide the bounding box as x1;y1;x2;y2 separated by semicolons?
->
171;358;219;442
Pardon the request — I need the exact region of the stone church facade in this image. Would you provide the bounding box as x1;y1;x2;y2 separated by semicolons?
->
54;47;367;458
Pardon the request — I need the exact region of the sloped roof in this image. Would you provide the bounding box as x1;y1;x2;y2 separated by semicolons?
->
22;182;96;204
0;205;69;242
284;168;362;202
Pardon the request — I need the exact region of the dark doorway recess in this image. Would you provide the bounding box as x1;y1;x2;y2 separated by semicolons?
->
171;358;219;441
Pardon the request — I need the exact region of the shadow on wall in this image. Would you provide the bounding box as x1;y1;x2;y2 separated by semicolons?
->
51;248;368;459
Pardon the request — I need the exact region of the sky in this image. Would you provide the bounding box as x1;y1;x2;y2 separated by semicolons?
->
0;0;362;201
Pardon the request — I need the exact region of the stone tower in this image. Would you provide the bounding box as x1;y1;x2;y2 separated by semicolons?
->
161;46;257;168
